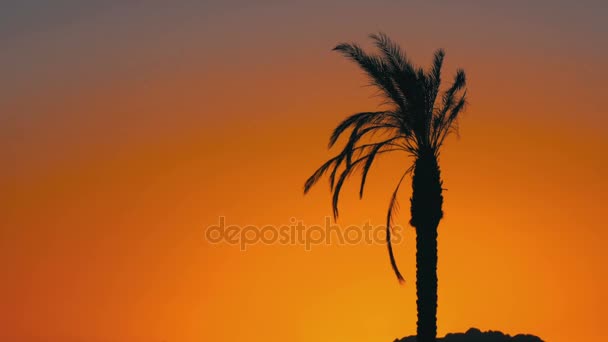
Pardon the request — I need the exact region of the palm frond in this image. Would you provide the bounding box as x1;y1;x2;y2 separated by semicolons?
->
330;147;405;218
440;69;466;114
431;69;467;148
386;167;413;283
333;43;406;109
328;123;401;191
329;111;386;148
331;154;370;218
344;118;372;166
435;90;467;149
359;137;400;198
368;32;423;126
427;49;445;118
304;155;342;194
428;49;445;91
369;32;414;75
329;153;346;190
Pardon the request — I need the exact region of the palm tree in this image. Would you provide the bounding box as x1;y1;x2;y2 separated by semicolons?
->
304;33;467;342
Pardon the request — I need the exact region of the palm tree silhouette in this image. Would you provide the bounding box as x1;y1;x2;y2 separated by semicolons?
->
304;33;467;342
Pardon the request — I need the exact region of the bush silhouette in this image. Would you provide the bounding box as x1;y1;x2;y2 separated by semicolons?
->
395;328;544;342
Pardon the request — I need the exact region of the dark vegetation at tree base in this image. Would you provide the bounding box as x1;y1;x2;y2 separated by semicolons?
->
395;328;544;342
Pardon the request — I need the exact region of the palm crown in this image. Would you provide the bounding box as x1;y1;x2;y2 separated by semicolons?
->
304;33;467;282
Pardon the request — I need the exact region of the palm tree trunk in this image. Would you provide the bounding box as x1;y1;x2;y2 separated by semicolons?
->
410;148;443;342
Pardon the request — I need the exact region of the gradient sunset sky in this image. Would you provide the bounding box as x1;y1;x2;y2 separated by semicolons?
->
2;1;607;342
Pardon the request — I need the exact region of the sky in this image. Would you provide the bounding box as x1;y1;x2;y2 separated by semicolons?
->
1;1;607;341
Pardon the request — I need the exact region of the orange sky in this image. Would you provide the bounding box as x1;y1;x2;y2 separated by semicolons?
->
2;2;607;342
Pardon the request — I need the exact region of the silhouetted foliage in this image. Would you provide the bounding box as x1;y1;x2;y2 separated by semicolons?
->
304;33;467;342
395;328;544;342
